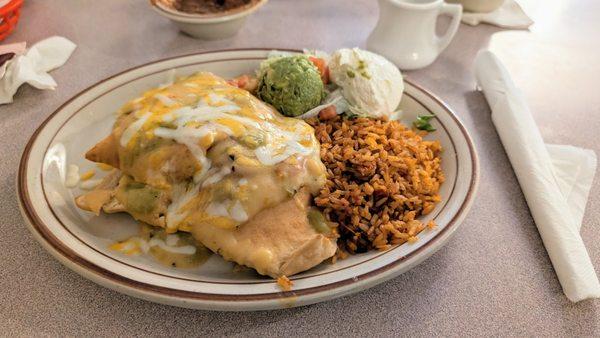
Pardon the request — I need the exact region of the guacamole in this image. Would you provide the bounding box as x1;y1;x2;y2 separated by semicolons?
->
257;55;324;117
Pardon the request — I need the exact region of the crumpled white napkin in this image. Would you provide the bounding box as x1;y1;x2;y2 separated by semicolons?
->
0;36;76;105
0;42;26;79
475;50;600;302
462;0;533;29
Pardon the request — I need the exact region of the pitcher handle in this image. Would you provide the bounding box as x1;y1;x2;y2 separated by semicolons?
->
436;3;462;53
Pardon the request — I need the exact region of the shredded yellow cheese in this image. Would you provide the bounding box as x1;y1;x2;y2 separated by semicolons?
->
97;163;114;171
276;276;293;291
80;170;96;181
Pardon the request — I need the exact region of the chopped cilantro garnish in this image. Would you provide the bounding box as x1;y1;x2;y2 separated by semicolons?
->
345;111;360;119
413;114;436;132
358;59;367;70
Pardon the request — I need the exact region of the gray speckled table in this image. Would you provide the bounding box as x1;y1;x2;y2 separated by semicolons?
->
2;0;599;336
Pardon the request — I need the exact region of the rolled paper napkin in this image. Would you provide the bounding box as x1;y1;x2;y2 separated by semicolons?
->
475;50;600;302
462;0;533;29
0;36;76;104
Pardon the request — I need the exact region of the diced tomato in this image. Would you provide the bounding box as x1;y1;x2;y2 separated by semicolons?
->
236;75;249;88
228;75;248;88
318;106;337;120
309;56;330;84
227;74;258;92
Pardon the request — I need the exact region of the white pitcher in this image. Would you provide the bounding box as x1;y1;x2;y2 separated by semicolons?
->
367;0;462;70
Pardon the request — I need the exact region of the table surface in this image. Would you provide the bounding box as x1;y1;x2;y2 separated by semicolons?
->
2;0;600;336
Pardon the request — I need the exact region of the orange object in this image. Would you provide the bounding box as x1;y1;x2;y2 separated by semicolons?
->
318;106;337;120
309;56;330;84
0;0;23;42
227;74;249;88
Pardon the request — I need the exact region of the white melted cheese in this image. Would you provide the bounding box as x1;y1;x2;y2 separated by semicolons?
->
148;237;197;255
114;235;196;255
230;200;248;222
120;111;151;147
202;166;232;188
80;178;102;190
153;125;213;182
205;201;229;218
208;92;235;105
165;234;179;246
65;164;80;188
166;183;201;231
206;199;249;223
254;123;315;166
119;239;139;252
154;93;176;106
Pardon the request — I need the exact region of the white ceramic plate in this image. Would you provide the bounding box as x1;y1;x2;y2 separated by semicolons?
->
18;49;479;311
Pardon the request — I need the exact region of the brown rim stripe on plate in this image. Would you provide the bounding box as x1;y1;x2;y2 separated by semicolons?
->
18;49;479;302
20;51;477;299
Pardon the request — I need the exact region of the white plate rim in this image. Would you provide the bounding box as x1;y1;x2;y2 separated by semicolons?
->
17;48;479;311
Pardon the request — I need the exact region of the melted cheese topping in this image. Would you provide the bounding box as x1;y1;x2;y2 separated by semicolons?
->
110;225;211;268
111;72;327;234
65;164;80;188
